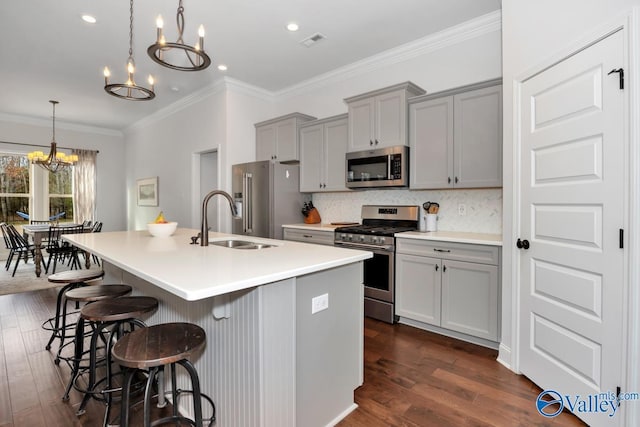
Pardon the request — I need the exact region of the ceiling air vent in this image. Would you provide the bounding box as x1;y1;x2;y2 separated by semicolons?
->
300;33;326;48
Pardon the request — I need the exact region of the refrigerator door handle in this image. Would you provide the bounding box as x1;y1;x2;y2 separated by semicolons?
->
243;173;253;233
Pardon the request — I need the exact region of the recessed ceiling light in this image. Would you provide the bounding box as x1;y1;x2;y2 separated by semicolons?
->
217;64;228;71
286;23;299;32
82;15;97;24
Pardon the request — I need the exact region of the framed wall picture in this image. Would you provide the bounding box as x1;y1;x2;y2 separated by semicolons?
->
137;177;158;206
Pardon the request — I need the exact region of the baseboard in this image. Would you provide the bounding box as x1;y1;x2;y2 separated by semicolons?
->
497;343;516;372
397;317;499;350
325;403;358;427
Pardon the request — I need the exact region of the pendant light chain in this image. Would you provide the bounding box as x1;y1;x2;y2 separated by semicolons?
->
51;101;56;143
128;0;134;60
176;0;185;44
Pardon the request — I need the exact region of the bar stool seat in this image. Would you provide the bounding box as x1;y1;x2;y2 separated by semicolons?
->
72;296;159;425
113;322;215;427
42;268;105;362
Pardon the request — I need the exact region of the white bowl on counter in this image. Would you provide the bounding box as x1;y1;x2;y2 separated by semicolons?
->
147;222;178;237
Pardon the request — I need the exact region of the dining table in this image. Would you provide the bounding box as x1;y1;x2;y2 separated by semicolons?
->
22;223;91;277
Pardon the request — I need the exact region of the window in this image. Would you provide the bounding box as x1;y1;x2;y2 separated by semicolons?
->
0;152;73;224
0;154;30;223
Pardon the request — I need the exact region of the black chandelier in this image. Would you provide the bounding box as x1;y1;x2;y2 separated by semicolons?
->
147;0;211;71
27;101;78;173
104;0;155;101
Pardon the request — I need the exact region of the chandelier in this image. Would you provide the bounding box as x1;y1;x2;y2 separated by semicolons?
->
104;0;155;101
147;0;211;71
27;101;78;173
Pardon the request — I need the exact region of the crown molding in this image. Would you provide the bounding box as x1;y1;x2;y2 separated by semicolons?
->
0;112;123;137
275;10;502;100
125;77;275;133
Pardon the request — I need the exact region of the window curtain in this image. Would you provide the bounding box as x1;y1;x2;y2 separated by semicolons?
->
71;149;97;224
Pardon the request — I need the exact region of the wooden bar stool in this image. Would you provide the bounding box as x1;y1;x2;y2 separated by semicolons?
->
112;322;215;427
42;268;105;363
71;296;159;426
55;283;131;367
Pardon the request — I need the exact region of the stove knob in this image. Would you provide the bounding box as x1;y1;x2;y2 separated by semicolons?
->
379;237;386;244
359;235;365;242
340;233;346;240
347;234;353;241
372;236;379;244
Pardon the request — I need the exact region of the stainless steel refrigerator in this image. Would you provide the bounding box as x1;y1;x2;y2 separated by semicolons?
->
232;161;306;240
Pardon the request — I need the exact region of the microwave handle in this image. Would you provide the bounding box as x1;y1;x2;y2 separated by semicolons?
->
388;155;392;179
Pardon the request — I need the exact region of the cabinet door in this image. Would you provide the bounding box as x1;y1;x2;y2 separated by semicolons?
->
323;117;349;191
409;96;454;189
440;260;498;341
299;124;323;192
256;125;276;161
395;253;441;326
375;89;407;148
274;117;298;162
453;85;502;188
347;97;375;152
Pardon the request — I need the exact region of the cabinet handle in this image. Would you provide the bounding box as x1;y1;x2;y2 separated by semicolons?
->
323;183;326;188
369;140;374;146
443;265;447;272
303;234;313;238
435;264;439;271
448;177;451;184
319;183;322;188
433;248;451;253
375;139;379;145
455;176;459;183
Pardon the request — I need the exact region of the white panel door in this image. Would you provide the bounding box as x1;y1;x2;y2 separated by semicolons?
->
519;31;625;426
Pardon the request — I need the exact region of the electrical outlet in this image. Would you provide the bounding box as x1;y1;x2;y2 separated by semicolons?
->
458;204;466;216
311;293;329;314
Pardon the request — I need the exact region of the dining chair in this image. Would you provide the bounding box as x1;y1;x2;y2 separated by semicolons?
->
30;219;51;225
1;222;14;271
45;225;84;274
5;224;44;277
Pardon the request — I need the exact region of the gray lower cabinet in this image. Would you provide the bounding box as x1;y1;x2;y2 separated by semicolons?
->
409;79;502;189
283;227;335;246
395;238;500;343
299;114;348;192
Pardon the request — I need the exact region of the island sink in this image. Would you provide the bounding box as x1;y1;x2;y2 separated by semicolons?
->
209;239;275;249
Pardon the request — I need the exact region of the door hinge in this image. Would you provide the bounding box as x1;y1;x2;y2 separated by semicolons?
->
619;229;624;249
608;68;624;90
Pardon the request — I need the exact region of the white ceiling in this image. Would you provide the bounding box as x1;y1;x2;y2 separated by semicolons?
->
0;0;501;131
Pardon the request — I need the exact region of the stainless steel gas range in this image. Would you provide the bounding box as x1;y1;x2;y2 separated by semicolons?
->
334;205;419;323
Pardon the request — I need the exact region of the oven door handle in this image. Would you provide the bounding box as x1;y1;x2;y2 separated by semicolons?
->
335;242;394;252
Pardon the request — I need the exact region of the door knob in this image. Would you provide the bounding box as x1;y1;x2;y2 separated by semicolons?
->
516;238;530;250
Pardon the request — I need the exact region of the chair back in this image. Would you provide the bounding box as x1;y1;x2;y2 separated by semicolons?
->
5;224;30;251
82;220;93;227
91;221;103;232
30;220;51;225
47;225;85;249
0;222;11;250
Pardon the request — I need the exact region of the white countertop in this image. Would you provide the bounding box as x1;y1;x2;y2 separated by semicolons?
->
64;228;372;301
396;231;503;246
282;223;358;231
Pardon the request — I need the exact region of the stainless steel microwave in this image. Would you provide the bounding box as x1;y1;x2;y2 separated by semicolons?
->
346;145;409;189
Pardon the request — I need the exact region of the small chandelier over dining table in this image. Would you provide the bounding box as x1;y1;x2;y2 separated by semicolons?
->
104;0;155;101
27;100;78;173
147;0;211;71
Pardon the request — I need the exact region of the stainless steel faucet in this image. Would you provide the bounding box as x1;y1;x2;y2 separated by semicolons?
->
200;190;239;246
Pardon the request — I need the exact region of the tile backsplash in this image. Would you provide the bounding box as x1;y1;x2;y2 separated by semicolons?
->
312;188;502;234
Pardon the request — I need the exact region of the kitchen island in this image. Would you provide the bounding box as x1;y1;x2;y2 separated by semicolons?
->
65;228;372;427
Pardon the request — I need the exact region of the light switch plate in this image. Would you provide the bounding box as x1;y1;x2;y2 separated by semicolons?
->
312;293;329;314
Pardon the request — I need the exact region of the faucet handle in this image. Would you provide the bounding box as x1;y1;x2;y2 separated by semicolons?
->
190;233;200;245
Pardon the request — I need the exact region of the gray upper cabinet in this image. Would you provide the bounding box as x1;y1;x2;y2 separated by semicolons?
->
255;113;316;163
299;114;349;192
345;82;425;152
409;79;502;189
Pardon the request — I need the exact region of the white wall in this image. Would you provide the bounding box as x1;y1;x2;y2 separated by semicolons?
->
500;0;640;372
0;116;126;231
124;81;272;232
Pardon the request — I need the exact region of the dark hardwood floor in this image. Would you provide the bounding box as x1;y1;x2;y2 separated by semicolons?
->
0;287;586;427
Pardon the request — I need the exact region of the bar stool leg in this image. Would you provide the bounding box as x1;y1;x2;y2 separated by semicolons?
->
143;366;161;427
180;359;204;427
62;316;85;401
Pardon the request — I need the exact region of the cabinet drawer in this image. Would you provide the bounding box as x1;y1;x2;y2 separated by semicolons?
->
284;228;335;246
396;238;499;265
